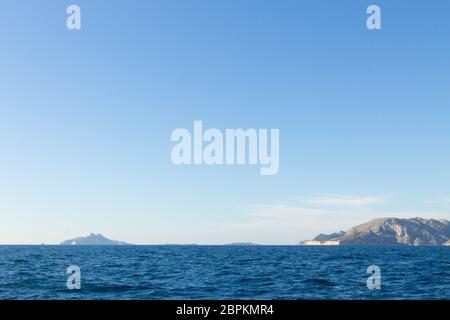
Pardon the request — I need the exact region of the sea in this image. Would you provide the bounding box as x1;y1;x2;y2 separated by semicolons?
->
0;245;449;300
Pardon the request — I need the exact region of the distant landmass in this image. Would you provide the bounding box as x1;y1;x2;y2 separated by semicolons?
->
60;233;131;245
302;218;450;246
224;242;259;246
313;231;346;242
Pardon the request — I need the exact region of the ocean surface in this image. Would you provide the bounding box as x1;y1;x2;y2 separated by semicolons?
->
0;245;449;300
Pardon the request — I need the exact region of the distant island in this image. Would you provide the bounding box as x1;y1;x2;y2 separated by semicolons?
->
301;217;450;246
225;242;259;246
60;233;131;245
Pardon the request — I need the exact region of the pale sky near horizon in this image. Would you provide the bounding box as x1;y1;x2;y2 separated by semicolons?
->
1;0;450;244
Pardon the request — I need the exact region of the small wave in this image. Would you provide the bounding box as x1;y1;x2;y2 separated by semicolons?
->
304;278;337;287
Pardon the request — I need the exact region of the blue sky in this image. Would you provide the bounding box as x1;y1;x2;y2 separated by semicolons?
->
1;0;450;244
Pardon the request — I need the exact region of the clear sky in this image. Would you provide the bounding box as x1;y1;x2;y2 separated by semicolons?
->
1;0;449;244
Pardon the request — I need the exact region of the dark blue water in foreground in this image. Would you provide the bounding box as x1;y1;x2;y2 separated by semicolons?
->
0;246;449;300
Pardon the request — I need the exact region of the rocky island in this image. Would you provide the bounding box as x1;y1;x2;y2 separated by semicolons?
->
302;217;450;246
60;233;131;245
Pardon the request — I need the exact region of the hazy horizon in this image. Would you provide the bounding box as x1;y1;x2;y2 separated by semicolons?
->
2;215;450;246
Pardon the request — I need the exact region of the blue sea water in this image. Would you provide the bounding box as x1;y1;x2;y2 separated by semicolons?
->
0;245;449;300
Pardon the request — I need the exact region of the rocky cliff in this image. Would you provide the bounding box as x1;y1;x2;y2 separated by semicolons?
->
304;218;450;246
